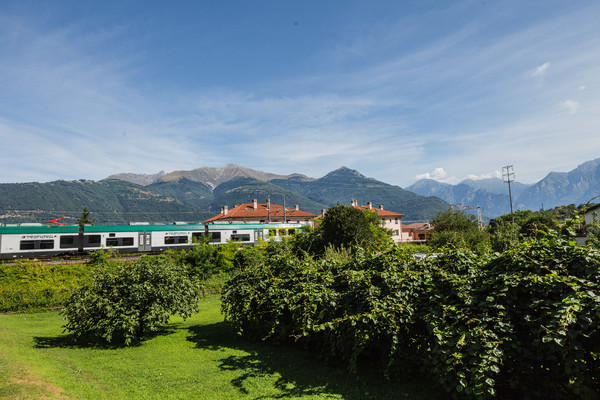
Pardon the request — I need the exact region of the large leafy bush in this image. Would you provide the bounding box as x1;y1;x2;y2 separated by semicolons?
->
62;255;199;345
221;234;600;399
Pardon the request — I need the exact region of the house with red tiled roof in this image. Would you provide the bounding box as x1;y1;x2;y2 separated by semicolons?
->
402;222;433;242
205;199;317;226
349;200;405;242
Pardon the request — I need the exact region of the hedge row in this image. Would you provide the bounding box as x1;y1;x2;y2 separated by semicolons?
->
221;234;600;399
0;261;92;312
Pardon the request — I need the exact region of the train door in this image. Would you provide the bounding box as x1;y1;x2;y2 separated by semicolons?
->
138;232;152;252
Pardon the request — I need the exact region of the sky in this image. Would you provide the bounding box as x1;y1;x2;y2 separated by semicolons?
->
1;0;599;188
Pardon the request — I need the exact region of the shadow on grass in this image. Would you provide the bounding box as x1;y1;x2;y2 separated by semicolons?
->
33;324;179;349
187;322;447;400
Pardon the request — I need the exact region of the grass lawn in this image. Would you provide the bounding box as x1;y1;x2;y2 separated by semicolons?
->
0;295;444;400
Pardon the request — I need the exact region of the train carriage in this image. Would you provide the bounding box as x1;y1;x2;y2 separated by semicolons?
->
0;222;306;259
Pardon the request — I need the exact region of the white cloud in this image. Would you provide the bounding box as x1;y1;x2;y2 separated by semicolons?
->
464;171;503;180
533;62;551;77
415;168;448;181
561;99;580;114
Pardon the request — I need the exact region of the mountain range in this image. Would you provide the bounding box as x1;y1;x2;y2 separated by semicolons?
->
1;159;599;225
407;158;600;218
0;165;448;224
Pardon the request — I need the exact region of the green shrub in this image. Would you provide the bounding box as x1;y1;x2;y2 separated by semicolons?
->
62;255;199;345
178;241;238;280
0;261;91;312
221;233;600;399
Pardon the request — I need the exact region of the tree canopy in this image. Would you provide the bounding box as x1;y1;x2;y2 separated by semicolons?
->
62;254;199;345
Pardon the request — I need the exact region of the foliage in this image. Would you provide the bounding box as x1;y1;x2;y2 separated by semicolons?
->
77;206;95;225
0;260;91;312
221;233;600;399
62;255;199;345
177;240;238;280
489;220;520;253
291;205;393;255
1;295;440;400
88;248;114;266
428;209;490;254
318;205;374;250
518;213;557;238
233;244;265;270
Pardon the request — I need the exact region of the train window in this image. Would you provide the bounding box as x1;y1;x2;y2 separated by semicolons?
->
106;237;135;247
164;236;189;245
60;235;78;249
40;240;54;249
231;234;251;242
191;232;221;243
85;235;101;247
287;229;296;235
20;240;35;250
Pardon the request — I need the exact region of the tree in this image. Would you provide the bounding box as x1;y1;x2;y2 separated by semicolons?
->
519;213;557;239
489;220;520;252
77;207;95;225
428;209;490;254
317;204;374;250
62;255;199;345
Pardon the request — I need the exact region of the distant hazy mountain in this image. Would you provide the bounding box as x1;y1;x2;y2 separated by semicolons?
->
407;158;600;218
516;158;600;210
458;178;530;198
406;179;515;218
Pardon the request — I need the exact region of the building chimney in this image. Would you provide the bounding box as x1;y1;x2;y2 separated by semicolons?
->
351;199;357;207
379;204;384;211
253;199;257;209
295;204;299;211
321;209;326;217
223;206;229;216
367;202;372;210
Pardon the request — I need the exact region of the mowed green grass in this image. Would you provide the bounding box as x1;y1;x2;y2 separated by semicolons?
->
0;295;443;400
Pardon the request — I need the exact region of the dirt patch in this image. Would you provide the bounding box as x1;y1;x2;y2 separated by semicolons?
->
4;364;70;400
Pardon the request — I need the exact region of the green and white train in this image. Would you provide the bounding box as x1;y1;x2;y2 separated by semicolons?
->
0;222;304;259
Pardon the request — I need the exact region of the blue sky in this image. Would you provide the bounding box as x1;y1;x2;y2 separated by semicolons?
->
1;1;599;187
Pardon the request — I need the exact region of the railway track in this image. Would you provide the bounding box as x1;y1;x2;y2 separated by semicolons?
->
1;254;143;265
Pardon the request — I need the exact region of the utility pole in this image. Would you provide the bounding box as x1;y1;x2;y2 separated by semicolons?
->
267;196;271;223
503;165;515;223
283;194;286;223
